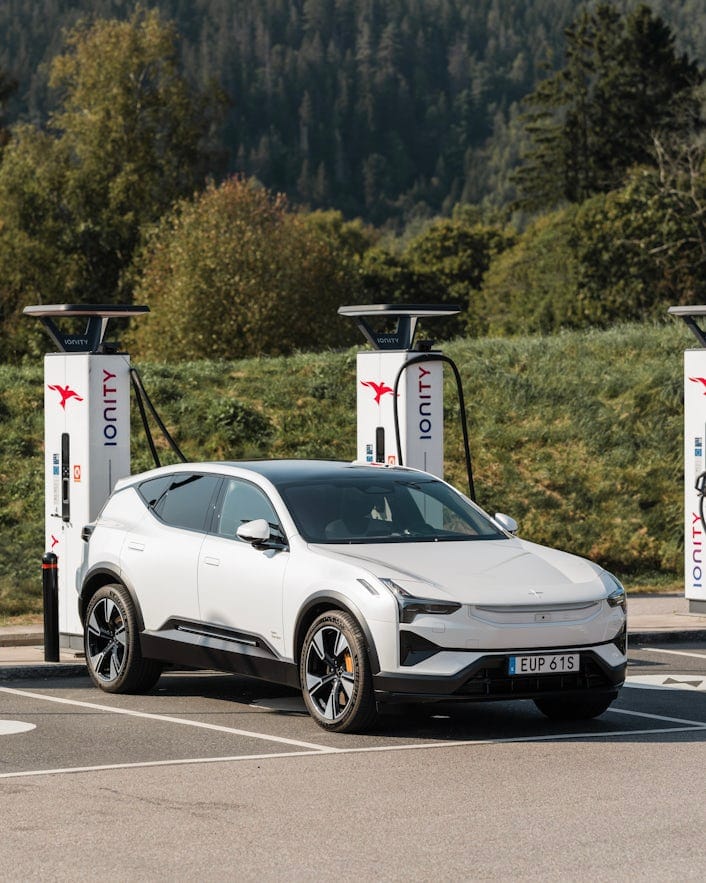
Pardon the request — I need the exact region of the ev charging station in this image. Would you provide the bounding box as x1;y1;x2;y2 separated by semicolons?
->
24;304;148;648
669;305;706;614
338;304;475;498
23;300;471;650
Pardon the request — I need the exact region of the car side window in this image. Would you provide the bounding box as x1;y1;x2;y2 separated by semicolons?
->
137;475;174;508
215;478;280;541
152;474;221;532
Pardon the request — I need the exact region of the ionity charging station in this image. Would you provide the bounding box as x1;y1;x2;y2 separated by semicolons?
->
24;304;148;648
669;305;706;613
338;304;476;500
23;300;474;651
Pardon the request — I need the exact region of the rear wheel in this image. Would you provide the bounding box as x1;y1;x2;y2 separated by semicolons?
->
534;693;616;721
300;610;377;733
84;584;162;694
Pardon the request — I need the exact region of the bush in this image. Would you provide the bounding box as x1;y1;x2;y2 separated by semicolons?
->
129;177;364;360
479;207;580;335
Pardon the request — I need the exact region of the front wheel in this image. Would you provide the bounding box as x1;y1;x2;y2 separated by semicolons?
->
534;693;616;721
300;610;377;733
84;584;162;694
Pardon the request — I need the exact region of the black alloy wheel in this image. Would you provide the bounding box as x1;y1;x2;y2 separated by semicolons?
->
300;610;377;733
84;584;162;694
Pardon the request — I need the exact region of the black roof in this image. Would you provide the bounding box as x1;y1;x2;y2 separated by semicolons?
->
219;459;422;487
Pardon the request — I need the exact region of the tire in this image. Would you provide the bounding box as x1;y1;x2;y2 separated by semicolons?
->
534;693;616;721
300;610;377;733
84;584;162;694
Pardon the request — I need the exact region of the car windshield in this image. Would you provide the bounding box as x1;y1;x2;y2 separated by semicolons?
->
279;475;506;544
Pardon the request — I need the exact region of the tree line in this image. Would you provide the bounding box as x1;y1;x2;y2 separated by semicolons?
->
0;3;704;361
7;0;704;222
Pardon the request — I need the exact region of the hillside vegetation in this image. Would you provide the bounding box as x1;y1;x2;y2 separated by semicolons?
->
1;0;705;221
2;4;705;363
0;322;688;619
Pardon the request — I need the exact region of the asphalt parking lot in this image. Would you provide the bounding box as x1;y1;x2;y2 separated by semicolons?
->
2;641;706;880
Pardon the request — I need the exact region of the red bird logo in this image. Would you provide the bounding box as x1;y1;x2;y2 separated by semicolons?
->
361;380;395;404
689;377;706;395
48;384;84;409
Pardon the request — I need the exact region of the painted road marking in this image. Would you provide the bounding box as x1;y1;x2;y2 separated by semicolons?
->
0;686;338;753
0;720;36;736
643;647;706;661
609;706;706;727
625;675;706;692
0;706;703;780
250;696;307;714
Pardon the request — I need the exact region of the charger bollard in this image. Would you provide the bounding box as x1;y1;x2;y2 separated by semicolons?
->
42;552;60;662
669;305;706;613
337;304;460;479
24;303;148;649
337;304;478;498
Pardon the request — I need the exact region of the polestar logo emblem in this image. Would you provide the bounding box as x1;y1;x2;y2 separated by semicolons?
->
361;380;395;404
48;384;84;410
528;589;543;599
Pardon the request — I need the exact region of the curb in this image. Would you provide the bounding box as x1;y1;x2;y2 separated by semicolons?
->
629;629;706;645
0;634;45;648
0;663;86;681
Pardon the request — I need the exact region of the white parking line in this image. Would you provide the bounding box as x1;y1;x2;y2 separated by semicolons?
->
0;720;36;736
0;724;702;780
625;675;706;692
0;750;323;779
0;704;704;780
0;686;339;753
643;647;706;661
609;706;706;727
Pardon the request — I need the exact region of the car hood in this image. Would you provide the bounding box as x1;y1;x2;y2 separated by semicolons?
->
309;537;609;605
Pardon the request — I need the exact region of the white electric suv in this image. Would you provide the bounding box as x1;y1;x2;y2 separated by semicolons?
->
79;460;627;732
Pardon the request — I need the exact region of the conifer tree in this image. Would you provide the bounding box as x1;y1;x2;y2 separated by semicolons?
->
515;3;703;209
0;68;17;151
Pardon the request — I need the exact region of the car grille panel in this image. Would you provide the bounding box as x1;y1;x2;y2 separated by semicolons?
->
470;601;601;625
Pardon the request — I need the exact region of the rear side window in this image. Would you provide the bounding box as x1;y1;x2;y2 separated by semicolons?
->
137;475;174;508
149;473;221;532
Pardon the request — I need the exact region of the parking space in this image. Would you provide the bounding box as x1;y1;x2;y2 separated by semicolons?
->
2;644;706;879
2;643;706;780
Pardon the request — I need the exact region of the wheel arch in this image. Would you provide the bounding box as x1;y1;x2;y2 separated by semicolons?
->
80;566;145;632
294;591;381;674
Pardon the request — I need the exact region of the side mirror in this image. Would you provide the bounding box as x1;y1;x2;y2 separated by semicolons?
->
81;523;96;543
236;519;271;544
494;513;518;535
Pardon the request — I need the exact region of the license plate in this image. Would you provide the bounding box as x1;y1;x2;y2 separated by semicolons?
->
508;653;580;675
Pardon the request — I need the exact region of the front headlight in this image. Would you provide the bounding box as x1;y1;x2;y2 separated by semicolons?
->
379;578;462;624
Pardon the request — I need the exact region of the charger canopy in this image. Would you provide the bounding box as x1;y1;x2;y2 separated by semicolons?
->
668;305;706;348
338;304;460;351
23;303;149;354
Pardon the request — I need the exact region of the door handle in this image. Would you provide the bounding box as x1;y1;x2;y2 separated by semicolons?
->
204;556;220;567
127;541;145;552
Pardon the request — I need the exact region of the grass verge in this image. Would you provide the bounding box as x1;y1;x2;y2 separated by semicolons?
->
0;320;689;616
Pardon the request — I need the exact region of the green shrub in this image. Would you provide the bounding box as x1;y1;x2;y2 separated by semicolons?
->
128;177;363;360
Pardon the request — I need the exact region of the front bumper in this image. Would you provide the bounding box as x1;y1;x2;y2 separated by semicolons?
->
372;642;626;705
